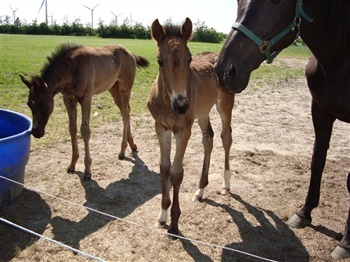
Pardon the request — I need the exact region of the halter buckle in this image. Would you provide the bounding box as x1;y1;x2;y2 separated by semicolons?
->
259;41;271;53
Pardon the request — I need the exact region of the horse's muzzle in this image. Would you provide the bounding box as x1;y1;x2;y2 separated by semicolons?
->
32;127;45;138
173;95;189;115
215;62;247;94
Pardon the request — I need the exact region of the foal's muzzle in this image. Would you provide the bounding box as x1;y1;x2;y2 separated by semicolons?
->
32;127;45;138
173;95;189;115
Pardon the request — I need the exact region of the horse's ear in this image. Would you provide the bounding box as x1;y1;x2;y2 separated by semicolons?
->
151;19;166;44
181;17;192;41
19;74;32;89
36;77;48;90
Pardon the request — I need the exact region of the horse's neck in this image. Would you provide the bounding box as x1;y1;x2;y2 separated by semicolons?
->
301;1;350;67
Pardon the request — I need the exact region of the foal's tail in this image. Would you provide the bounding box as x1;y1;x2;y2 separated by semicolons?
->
134;54;150;68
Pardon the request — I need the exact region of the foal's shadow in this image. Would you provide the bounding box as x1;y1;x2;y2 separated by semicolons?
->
50;151;160;250
0;189;51;261
204;194;310;262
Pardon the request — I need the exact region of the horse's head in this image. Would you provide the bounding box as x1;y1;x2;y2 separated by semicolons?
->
215;0;301;93
19;74;54;138
151;17;193;115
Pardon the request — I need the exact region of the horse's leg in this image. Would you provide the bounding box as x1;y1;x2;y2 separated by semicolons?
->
288;100;335;227
168;124;192;237
155;122;172;228
109;83;137;160
217;91;235;195
331;173;350;259
79;96;93;180
63;96;79;174
192;115;214;201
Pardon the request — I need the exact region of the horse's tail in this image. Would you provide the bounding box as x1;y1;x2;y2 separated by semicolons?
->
134;55;150;68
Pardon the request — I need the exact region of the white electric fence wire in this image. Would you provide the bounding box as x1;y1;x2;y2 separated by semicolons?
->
0;175;278;262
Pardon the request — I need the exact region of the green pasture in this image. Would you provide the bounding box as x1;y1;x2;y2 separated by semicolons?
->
0;34;311;149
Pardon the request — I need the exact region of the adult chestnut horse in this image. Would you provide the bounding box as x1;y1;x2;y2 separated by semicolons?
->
20;43;149;180
148;18;235;237
215;0;350;259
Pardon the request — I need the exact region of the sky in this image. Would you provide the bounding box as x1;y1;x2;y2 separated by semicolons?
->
0;0;238;33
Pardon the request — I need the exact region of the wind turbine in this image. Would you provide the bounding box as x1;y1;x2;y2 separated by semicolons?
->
38;0;48;24
111;12;122;26
10;6;19;24
84;3;100;29
48;11;55;25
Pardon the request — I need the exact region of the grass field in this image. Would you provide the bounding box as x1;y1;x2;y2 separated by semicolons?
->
0;34;311;149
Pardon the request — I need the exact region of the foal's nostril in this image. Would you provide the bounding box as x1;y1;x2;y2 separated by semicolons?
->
173;95;189;115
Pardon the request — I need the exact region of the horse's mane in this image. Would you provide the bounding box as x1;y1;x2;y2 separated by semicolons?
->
326;1;350;58
41;43;82;77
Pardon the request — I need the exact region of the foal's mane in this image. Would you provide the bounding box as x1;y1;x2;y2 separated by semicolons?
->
325;0;350;58
162;23;182;38
41;43;82;77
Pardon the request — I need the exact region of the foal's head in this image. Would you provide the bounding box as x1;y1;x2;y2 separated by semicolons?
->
19;74;54;138
151;17;193;115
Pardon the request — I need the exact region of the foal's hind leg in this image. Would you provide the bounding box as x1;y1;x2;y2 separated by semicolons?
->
217;91;235;195
63;96;79;175
192;116;214;201
109;83;137;159
79;95;93;180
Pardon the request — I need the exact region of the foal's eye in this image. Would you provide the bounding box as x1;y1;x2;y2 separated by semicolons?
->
157;59;164;67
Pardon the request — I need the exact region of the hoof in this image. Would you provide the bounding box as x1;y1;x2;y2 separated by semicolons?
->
192;189;204;202
331;246;350;259
192;195;202;202
132;148;138;153
167;229;179;240
157;221;167;229
67;168;75;174
287;214;311;228
221;188;230;195
83;175;92;181
118;153;125;160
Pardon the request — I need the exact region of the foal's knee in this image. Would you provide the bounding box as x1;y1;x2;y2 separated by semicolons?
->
80;123;91;140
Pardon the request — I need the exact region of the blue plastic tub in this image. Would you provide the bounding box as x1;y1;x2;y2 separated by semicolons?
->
0;109;32;206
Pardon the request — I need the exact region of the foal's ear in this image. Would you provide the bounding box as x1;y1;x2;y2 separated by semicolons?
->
19;74;32;89
151;19;166;44
181;17;192;41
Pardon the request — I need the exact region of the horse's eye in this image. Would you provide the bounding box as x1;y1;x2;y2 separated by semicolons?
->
157;59;164;67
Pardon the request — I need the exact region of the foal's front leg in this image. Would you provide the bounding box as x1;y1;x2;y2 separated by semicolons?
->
168;124;192;237
156;123;172;228
63;96;79;175
217;91;235;195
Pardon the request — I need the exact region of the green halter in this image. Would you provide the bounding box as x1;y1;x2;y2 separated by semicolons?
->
232;0;313;64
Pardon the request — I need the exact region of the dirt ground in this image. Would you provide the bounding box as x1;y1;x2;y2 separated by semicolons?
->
1;58;349;261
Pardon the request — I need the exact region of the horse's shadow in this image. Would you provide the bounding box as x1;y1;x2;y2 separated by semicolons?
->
49;151;161;250
0;188;52;261
202;194;310;262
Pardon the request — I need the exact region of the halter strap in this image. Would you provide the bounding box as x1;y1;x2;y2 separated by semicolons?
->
232;0;313;64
